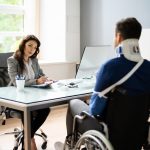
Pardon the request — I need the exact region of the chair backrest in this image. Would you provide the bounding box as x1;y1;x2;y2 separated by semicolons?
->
105;89;150;150
0;52;13;87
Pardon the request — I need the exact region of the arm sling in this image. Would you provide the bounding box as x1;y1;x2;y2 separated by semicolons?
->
94;59;144;98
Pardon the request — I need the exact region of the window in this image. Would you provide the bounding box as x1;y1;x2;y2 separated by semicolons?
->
0;0;24;53
0;0;80;63
0;0;37;53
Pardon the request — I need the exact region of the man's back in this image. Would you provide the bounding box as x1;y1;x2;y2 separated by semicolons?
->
95;55;150;95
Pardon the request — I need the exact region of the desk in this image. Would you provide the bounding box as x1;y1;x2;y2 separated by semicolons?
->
0;78;95;150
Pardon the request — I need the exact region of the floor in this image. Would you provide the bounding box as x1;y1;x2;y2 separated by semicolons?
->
0;104;67;150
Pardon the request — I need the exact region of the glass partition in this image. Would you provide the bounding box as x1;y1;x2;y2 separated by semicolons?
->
76;45;116;79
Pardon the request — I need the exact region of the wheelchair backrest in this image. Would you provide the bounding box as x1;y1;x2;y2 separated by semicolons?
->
105;89;150;149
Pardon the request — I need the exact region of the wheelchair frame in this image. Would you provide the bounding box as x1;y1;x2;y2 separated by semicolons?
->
63;111;114;150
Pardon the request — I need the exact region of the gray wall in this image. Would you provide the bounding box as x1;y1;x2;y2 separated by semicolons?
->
80;0;150;57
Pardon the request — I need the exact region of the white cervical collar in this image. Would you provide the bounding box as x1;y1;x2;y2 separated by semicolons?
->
117;39;143;62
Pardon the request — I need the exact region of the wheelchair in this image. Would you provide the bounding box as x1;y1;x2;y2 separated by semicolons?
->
62;88;150;150
63;111;114;150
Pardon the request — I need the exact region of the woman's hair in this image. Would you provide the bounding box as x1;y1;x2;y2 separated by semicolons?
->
14;35;41;73
116;17;142;40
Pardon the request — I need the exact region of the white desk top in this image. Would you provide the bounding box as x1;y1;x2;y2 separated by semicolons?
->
0;78;95;104
0;78;95;150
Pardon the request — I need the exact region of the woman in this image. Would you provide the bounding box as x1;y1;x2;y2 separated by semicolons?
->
7;35;50;150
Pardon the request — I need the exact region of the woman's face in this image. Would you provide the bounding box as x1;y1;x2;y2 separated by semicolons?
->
24;40;38;58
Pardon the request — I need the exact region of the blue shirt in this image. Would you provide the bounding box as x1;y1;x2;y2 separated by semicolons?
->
89;55;150;116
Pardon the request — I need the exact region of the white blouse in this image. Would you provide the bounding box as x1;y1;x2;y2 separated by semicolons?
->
23;58;35;80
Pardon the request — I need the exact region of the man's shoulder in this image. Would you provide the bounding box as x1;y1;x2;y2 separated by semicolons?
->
103;57;122;69
144;59;150;65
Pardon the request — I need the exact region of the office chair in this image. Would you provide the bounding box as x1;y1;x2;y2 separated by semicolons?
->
0;52;13;87
0;110;48;150
64;88;150;150
0;52;13;125
0;52;48;150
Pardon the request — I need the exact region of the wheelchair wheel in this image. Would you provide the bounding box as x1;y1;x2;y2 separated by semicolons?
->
74;130;114;150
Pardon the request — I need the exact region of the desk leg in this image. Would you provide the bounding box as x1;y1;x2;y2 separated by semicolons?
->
24;108;31;150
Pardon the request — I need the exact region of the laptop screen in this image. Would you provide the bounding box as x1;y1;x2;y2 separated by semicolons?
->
76;45;116;79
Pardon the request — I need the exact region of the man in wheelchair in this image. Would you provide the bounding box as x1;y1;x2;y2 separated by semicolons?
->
64;17;150;150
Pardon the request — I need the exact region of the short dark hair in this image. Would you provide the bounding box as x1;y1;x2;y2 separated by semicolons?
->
116;17;142;40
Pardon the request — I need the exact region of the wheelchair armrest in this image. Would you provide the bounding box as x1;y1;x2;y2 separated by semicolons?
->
80;111;103;122
80;111;91;117
75;111;109;138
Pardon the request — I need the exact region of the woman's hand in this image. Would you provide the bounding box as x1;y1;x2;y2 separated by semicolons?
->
36;76;47;84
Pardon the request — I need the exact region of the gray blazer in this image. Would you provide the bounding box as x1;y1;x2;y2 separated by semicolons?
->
7;56;44;86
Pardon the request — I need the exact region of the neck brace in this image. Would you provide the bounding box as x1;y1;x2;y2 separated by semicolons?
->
116;39;143;62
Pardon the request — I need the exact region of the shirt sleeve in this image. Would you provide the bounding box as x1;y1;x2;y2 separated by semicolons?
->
7;57;18;86
89;62;113;116
89;93;107;116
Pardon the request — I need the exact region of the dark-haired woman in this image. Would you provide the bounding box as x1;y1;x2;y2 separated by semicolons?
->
7;35;50;150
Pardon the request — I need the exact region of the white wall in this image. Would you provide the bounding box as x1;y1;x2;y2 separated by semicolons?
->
80;0;150;56
39;0;66;62
66;0;80;63
39;0;80;63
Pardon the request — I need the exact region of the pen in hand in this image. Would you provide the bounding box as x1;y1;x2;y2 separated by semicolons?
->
37;74;56;84
37;74;48;84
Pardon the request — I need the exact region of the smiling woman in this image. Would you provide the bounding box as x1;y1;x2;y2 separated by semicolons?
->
7;34;51;150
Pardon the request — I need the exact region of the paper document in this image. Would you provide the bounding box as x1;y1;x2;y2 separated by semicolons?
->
31;81;53;88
